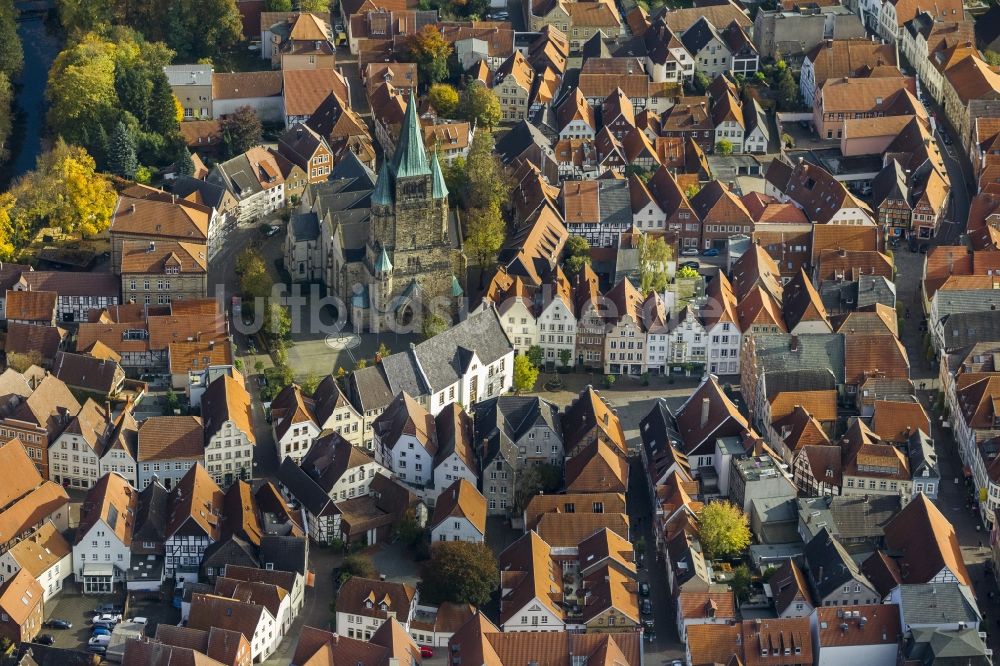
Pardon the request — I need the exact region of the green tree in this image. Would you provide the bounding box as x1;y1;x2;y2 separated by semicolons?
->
463;130;509;210
0;72;12;163
135;165;153;184
985;50;1000;67
5;351;42;373
107;121;138;178
222;106;263;157
298;0;330;10
29;140;118;238
715;140;733;156
513;462;561;512
458;82;501;129
338;554;376;585
464;202;505;279
254;360;265;374
263;302;292;342
115;65;151;128
427;83;460;117
563;235;591;275
558;348;572;369
56;0;118;36
419;542;498;606
693;71;710;94
638;233;673;294
164;0;243;61
0;0;22;79
422;312;448;339
731;564;752;602
376;342;391;361
776;64;799;111
147;71;181;138
512;354;539;394
238;250;271;299
698;501;751;559
300;372;321;395
684;183;700;199
406;25;452;84
46;34;119;152
526;345;543;368
264;0;293;8
175;147;195;177
355;358;369;370
676;265;699;279
164;389;181;415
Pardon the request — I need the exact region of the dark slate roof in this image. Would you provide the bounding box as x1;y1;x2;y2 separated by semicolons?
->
976;5;1000;51
856;275;896;309
764;368;837;400
798;495;900;543
133;480;169;543
290;212;321;242
412;308;513;394
897;583;981;626
330;150;377;187
473;397;527;470
259;535;307;575
495;121;554;164
381;351;427;398
172;176;229;211
581;31;612;60
908;429;938;478
871;160;909;209
680;16;721;55
277;456;335;516
753;334;845;383
904;627;990;663
939;310;1000;352
597;179;632;229
803;527;872;600
349;364;394;413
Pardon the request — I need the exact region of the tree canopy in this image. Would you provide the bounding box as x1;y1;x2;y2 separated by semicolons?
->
458;82;501;130
427;83;460;118
222;106;263;158
698;501;751;560
563;235;591;275
513;355;539;394
638;233;673;294
419;542;498;606
406;25;452;85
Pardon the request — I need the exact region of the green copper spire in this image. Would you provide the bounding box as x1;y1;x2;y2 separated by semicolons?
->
376;246;393;273
391;89;431;179
372;159;392;206
430;149;448;200
451;275;464;297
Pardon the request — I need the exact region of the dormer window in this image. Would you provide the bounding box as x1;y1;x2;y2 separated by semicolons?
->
365;600;373;609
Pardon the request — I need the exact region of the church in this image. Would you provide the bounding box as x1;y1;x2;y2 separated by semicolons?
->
287;91;467;333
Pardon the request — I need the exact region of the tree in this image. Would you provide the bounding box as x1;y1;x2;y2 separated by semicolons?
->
513;462;561;512
715;140;733;156
563;235;591;275
985;50;1000;67
147;72;181;137
463;130;509;211
135;166;153;184
427;83;460;117
338;554;376;585
526;345;543;368
464;202;505;275
422;312;448;339
163;0;243;61
458;82;501;130
512;354;539;394
175;147;195;177
301;372;321;395
32;140;118;238
376;342;391;361
558;348;572;369
264;0;292;8
298;0;331;10
115;66;151;128
776;64;799;111
108;121;138;178
263;302;292;342
0;0;22;79
0;72;12;163
46;34;119;151
406;25;452;85
693;71;710;94
56;0;117;36
698;501;751;560
684;184;700;199
638;233;672;294
238;250;271;300
419;542;498;606
254;360;265;374
731;564;752;602
355;358;369;370
676;265;699;279
164;389;181;415
222;106;263;158
5;351;42;373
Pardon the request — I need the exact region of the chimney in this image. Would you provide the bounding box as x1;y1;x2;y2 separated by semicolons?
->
105;402;112;421
790;335;799;352
700;397;710;428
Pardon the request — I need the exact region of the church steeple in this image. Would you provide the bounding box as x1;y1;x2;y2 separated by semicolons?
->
372;159;392;206
430;149;448;200
391;90;431;179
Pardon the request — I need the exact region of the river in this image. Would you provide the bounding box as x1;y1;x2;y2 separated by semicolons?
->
7;2;61;183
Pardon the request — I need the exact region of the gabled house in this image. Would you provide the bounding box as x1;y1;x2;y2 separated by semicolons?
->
335;576;417;638
497;531;565;631
164;464;224;580
72;472;136;593
373;392;438;489
804;527;880;606
429;479;487;543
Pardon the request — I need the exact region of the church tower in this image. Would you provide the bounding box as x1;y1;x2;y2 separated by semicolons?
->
366;90;466;332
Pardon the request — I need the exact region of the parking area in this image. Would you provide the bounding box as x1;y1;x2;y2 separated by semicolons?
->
42;585;179;652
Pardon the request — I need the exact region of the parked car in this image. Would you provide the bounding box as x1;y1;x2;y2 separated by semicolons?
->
641;599;652;615
639;582;650;597
91;627;111;637
46;619;72;629
94;613;121;624
701;247;720;257
420;646;434;658
94;604;122;615
129;617;148;625
33;635;54;646
642;619;655;631
92;621;115;632
89;636;111;647
87;645;107;655
680;247;699;256
265;224;281;237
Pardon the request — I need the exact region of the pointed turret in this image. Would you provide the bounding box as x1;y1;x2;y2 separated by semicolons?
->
430;149;449;200
392;90;431;178
451;275;464;297
376;246;393;274
372;159;392;206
